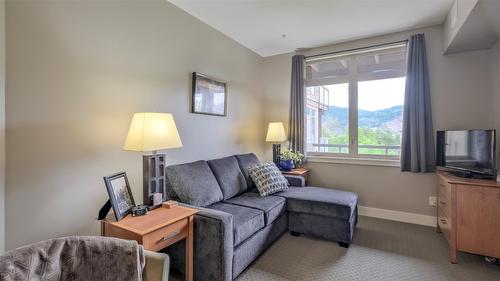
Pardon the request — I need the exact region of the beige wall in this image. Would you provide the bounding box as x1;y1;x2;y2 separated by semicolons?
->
0;0;4;253
261;25;494;216
260;53;293;159
5;0;264;250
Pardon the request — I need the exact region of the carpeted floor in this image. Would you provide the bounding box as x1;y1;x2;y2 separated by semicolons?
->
236;216;500;281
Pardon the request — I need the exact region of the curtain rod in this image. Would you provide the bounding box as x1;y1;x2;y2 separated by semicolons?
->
304;39;408;60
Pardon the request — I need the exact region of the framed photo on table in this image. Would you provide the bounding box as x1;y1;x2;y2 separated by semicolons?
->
191;72;227;116
103;172;135;221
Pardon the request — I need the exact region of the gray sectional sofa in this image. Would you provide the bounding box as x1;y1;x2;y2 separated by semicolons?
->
166;153;358;281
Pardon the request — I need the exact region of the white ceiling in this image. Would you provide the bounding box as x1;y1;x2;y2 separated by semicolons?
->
168;0;454;57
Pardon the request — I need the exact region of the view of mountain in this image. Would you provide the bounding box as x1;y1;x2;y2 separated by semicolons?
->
322;105;403;134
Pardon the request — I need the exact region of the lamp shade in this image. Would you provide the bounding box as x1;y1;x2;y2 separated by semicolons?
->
123;112;183;152
266;122;286;142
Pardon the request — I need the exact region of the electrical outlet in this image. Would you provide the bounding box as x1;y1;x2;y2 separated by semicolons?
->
429;196;437;206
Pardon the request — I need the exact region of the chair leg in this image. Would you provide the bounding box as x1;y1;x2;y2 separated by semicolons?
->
338;242;350;248
290;231;300;237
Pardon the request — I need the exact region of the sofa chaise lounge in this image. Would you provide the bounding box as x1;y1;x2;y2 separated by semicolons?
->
166;153;358;281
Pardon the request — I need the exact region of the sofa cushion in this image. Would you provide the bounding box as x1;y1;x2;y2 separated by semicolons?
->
225;192;286;225
208;156;247;200
235;153;260;189
249;163;289;196
208;203;265;246
232;214;288;279
166;160;223;207
276;186;358;220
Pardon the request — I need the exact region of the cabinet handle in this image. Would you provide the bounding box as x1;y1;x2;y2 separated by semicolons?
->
162;231;180;241
439;200;447;206
440;219;447;225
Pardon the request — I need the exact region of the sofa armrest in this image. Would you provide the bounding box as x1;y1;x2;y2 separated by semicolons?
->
192;205;234;281
143;250;169;281
168;203;233;281
284;175;305;187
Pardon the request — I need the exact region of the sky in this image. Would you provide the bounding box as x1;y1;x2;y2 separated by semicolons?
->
324;77;405;111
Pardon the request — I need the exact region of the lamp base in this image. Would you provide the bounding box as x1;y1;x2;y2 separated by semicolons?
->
272;143;281;167
143;154;168;206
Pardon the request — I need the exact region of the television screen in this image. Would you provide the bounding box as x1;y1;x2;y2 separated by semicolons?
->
436;130;496;176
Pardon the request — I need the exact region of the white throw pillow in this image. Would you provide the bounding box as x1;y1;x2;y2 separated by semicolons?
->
248;162;289;196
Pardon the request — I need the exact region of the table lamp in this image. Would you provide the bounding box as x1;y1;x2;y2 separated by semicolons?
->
266;122;287;167
123;112;183;205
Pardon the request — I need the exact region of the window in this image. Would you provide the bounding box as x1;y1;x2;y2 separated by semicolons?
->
305;43;407;159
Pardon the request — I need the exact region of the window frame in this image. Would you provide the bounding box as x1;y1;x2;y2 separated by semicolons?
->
304;43;407;161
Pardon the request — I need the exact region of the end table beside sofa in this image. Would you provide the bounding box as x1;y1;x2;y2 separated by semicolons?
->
101;205;198;281
281;167;310;185
165;153;358;281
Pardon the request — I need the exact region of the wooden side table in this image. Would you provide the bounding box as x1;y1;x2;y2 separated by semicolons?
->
282;168;310;185
101;205;198;281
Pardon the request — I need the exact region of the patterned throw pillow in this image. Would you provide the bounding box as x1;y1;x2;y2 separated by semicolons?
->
248;162;289;196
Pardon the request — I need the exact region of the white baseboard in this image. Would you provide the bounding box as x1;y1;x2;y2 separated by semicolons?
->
358;205;436;227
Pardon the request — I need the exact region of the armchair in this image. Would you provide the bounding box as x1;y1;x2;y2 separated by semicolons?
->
0;236;169;281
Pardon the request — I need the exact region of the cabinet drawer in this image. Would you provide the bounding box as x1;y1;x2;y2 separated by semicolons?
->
438;178;451;215
143;218;188;251
438;206;451;243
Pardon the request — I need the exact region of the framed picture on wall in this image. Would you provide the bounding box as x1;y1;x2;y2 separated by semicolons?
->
191;72;227;116
103;172;135;221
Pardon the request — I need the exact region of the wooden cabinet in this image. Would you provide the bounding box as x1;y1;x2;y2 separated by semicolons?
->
456;185;500;258
436;171;500;263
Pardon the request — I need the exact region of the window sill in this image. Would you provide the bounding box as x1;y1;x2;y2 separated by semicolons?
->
307;155;401;168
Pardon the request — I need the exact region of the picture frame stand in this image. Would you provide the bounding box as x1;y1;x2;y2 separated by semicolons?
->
97;199;112;220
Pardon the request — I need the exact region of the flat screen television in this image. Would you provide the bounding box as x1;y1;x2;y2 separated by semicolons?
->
436;129;496;178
